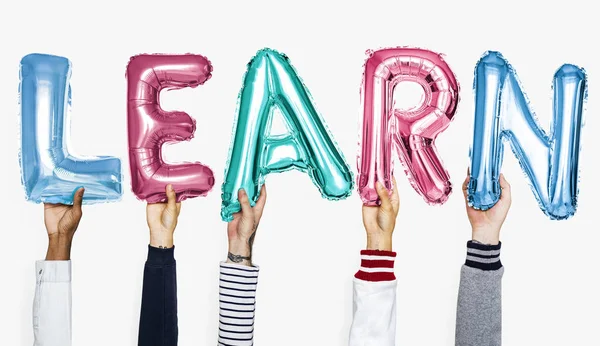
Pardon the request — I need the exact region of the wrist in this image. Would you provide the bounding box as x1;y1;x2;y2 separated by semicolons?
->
366;233;393;251
46;234;73;261
228;238;252;257
227;238;253;266
471;227;500;245
149;229;174;248
465;241;502;270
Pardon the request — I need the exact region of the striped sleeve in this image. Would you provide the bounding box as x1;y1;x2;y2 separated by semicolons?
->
354;250;397;282
465;241;502;271
218;262;259;346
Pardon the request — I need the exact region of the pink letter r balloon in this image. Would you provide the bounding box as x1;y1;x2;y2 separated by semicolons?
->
127;54;215;203
358;48;459;206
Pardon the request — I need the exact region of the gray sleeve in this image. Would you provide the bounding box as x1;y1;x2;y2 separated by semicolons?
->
455;241;503;346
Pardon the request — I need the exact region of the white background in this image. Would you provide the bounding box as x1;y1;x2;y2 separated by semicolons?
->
1;0;599;345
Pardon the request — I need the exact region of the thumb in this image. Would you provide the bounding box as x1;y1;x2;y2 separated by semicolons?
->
376;181;392;211
238;189;252;216
72;187;84;215
499;174;511;202
166;185;178;212
462;176;469;200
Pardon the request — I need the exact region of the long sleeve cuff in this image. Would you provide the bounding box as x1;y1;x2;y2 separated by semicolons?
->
218;262;259;346
146;245;175;266
465;241;502;271
35;260;71;282
354;250;397;282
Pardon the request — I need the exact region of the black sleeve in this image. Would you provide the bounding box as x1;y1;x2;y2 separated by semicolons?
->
138;245;178;346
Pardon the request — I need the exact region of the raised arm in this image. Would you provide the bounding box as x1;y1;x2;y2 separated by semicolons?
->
34;187;85;346
218;185;267;346
349;178;399;346
138;185;181;346
455;172;512;346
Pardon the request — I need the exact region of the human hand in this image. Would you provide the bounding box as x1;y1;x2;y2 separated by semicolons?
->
362;177;400;251
146;184;181;249
462;171;512;245
226;185;267;266
43;187;85;260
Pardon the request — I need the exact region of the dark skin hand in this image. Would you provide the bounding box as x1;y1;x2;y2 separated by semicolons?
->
44;187;85;260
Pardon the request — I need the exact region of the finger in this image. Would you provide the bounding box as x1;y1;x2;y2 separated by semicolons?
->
253;184;268;221
255;184;267;211
72;187;85;216
462;174;469;200
389;176;400;213
238;189;252;216
499;174;511;201
166;184;177;211
376;181;392;211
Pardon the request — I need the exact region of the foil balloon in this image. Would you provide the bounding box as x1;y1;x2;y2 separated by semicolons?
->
468;51;586;220
127;54;215;203
220;48;354;221
19;53;122;204
358;48;459;206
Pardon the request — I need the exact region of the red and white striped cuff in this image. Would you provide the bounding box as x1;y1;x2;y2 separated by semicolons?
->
354;250;397;282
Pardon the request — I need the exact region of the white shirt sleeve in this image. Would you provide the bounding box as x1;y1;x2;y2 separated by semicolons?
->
33;260;72;346
349;279;397;346
349;250;397;346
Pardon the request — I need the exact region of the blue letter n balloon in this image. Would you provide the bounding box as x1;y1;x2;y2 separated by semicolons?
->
468;51;587;220
220;48;354;221
19;54;122;204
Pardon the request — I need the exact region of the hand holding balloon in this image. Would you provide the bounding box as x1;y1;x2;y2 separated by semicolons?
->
226;185;267;266
146;184;181;249
44;187;85;260
362;177;399;251
463;171;511;245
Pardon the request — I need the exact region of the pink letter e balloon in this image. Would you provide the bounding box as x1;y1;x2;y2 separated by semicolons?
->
358;48;459;206
126;54;215;203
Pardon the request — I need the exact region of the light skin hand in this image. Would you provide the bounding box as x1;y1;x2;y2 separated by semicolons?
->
227;185;267;266
362;177;400;251
146;184;181;249
462;171;512;245
44;187;85;261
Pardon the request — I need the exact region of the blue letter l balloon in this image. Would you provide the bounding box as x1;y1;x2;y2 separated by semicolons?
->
19;54;122;204
221;48;354;221
468;51;586;220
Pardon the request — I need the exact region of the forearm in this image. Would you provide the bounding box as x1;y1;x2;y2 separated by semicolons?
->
218;262;258;346
33;260;72;346
217;235;258;345
366;232;392;252
46;234;73;261
349;250;397;346
138;245;178;346
455;241;503;346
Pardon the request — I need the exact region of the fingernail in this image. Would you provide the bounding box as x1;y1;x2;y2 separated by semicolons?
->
73;186;84;197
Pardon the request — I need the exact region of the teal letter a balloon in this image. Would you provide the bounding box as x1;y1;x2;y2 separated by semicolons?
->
221;48;353;221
